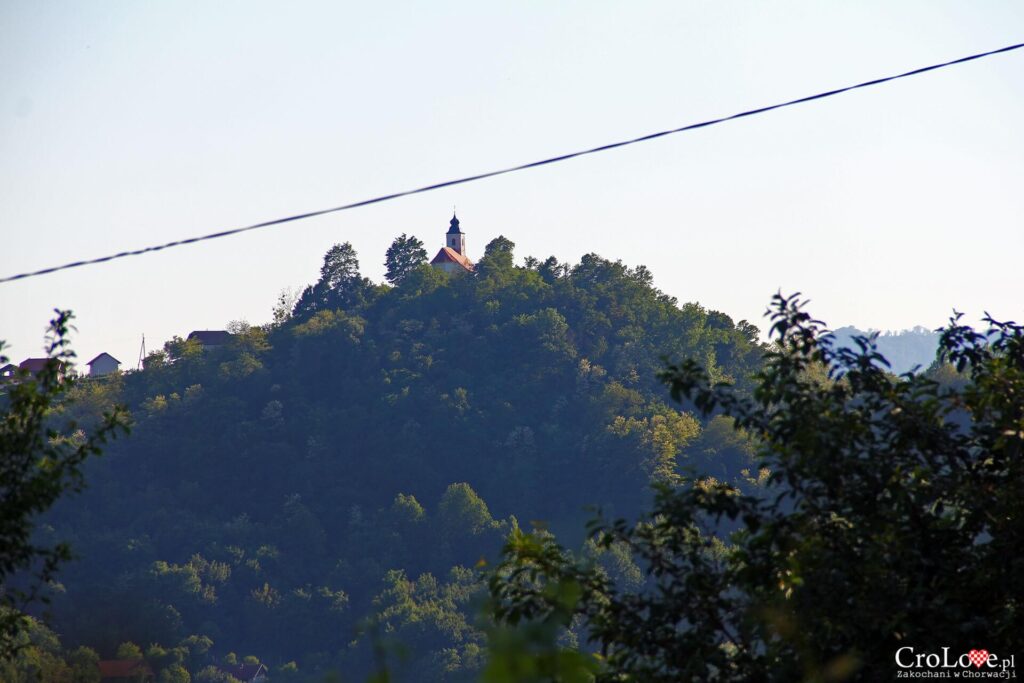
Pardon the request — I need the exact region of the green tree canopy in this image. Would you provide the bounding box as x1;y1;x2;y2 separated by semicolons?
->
438;483;499;538
385;233;428;286
476;236;516;277
68;645;101;683
0;311;126;656
293;242;374;318
23;242;766;679
115;641;144;660
489;293;1024;681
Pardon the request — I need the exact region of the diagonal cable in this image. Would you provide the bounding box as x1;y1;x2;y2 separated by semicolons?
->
2;41;1022;285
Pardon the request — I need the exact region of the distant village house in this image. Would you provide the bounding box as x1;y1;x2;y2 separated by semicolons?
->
87;352;121;376
2;357;70;382
18;358;50;375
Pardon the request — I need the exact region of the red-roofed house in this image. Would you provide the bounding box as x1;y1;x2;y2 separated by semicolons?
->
98;659;154;681
217;662;268;682
16;357;69;381
430;213;474;274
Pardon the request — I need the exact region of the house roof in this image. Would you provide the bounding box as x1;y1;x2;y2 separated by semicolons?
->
217;662;267;680
19;358;50;373
430;246;474;272
0;363;17;374
87;352;122;366
187;330;233;346
98;659;153;679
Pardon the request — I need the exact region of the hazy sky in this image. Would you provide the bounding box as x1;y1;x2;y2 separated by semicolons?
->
2;1;1022;370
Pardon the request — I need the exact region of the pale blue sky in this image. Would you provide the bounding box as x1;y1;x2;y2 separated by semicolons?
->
2;1;1022;369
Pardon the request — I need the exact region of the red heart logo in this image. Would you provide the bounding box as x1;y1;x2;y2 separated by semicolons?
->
967;650;989;669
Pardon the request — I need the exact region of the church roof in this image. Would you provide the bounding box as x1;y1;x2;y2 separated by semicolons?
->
430;246;474;271
447;213;463;234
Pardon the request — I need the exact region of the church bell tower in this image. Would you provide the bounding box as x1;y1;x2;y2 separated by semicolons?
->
447;213;466;255
430;211;474;274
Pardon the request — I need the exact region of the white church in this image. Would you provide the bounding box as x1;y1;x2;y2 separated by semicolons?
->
429;213;474;274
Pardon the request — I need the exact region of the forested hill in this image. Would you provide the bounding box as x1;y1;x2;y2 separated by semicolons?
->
40;236;765;682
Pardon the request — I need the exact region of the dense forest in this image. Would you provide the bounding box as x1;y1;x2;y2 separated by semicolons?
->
13;235;768;681
486;294;1023;680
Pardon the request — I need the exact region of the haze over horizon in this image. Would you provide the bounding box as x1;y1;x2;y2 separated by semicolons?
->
3;1;1023;367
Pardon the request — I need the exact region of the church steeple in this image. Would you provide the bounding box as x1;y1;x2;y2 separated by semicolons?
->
430;211;474;274
446;212;465;254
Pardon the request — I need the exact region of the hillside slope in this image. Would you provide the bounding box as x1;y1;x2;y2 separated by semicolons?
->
42;238;765;681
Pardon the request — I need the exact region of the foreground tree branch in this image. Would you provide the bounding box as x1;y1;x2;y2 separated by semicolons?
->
487;293;1024;682
1;310;128;656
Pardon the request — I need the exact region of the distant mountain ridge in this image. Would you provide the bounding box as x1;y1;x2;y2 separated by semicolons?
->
830;325;940;375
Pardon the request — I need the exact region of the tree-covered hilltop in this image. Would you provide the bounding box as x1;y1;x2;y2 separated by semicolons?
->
36;236;764;681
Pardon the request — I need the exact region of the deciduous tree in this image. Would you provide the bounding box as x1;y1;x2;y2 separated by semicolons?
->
385;234;428;286
0;311;127;656
488;293;1024;681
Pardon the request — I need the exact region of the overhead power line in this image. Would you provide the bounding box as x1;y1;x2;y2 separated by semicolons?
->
2;41;1022;285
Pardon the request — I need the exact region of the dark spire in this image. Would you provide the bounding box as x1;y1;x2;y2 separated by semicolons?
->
447;211;462;234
